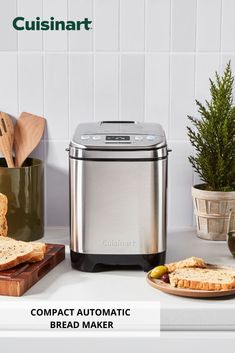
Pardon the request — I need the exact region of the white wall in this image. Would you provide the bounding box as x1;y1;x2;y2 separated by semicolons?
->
0;0;233;228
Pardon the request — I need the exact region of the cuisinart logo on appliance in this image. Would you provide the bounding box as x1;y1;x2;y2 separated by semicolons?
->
12;17;92;31
103;240;136;247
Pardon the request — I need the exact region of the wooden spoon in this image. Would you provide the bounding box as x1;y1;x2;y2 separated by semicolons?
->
14;112;46;167
0;112;15;168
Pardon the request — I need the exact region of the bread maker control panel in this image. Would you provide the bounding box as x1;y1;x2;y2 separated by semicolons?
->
80;134;158;146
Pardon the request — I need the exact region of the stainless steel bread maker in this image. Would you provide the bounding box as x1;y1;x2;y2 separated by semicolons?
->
69;121;169;272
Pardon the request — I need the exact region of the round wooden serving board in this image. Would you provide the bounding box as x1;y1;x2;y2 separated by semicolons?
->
146;264;235;298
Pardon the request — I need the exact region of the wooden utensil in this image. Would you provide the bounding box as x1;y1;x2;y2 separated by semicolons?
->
0;243;65;296
0;112;15;168
14;112;46;167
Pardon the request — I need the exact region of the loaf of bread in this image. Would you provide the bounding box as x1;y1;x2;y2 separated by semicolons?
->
169;267;235;291
0;193;8;237
0;236;34;271
166;257;206;273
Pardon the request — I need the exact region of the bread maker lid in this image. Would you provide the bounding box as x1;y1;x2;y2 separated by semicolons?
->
69;121;168;160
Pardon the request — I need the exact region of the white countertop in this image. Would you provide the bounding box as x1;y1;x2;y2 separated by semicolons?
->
3;227;235;332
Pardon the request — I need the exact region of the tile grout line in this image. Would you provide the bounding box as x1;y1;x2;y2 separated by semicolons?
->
167;0;172;227
92;0;95;121
219;0;223;70
118;0;122;121
168;0;173;140
118;0;121;121
191;0;198;227
143;0;147;123
67;0;70;139
4;50;235;54
16;0;20;117
42;0;48;227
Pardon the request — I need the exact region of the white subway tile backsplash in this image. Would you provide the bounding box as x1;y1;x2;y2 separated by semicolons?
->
197;0;221;52
146;0;170;52
69;53;93;135
0;53;18;116
145;53;169;135
44;53;69;139
170;54;195;140
168;141;193;228
43;0;67;51
45;140;69;227
171;0;196;52
94;0;119;51
0;0;17;50
120;54;145;121
18;53;43;116
94;54;119;121
120;0;145;51
18;0;43;50
68;0;93;51
221;0;235;51
0;0;233;228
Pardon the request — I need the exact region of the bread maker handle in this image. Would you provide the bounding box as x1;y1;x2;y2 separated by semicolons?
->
100;121;136;124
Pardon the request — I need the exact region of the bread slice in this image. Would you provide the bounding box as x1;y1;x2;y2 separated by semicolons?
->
28;242;47;262
169;267;235;291
166;257;206;273
0;236;33;271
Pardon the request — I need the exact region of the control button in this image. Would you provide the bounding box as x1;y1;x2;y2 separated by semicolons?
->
134;135;143;141
81;135;90;140
146;135;156;141
92;135;102;140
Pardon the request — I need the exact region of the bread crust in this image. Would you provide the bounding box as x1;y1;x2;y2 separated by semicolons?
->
173;278;235;290
0;218;8;237
0;193;7;218
0;193;8;237
28;243;47;262
166;257;206;273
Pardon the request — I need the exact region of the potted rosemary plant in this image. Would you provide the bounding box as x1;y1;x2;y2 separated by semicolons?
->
187;62;235;240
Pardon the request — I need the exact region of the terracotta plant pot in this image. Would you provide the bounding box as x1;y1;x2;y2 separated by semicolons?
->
192;184;235;241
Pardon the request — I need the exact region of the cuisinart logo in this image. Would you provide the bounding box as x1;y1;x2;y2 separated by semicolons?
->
12;17;92;31
103;240;136;247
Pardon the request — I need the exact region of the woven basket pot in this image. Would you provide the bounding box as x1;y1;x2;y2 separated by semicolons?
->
192;185;235;241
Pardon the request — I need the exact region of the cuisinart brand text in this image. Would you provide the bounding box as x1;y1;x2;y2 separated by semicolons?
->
102;240;136;247
12;17;92;31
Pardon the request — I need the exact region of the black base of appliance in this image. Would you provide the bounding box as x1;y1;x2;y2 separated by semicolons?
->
71;250;166;272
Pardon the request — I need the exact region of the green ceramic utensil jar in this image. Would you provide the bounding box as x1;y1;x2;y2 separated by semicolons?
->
0;158;44;241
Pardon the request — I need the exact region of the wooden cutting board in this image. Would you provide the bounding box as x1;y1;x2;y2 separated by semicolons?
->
0;243;65;296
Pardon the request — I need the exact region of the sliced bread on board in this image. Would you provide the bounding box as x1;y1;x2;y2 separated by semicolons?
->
0;236;34;271
169;267;235;291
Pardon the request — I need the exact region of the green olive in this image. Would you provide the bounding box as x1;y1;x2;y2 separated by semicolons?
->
150;265;168;279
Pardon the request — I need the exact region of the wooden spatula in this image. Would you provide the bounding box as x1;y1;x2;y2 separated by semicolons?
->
0;112;15;168
14;112;46;167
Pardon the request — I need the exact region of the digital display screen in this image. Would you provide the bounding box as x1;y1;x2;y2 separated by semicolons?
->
106;136;130;141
